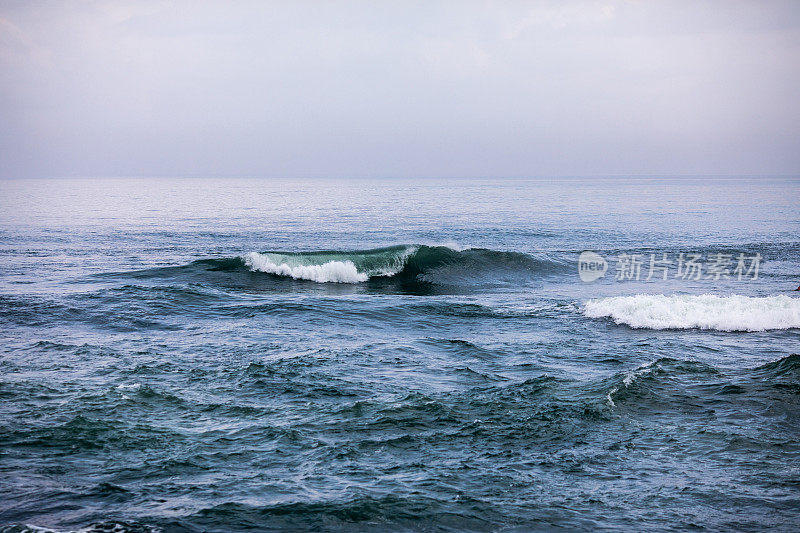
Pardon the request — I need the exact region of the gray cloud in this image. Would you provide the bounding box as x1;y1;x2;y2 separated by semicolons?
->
1;0;798;178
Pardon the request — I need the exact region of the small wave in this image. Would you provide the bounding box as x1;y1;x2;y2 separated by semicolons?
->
606;359;669;407
754;353;800;376
584;294;800;332
605;357;719;407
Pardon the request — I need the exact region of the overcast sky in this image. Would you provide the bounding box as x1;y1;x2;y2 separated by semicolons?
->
1;0;798;178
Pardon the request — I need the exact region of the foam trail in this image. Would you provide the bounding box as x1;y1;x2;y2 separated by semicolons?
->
584;294;800;332
243;252;368;283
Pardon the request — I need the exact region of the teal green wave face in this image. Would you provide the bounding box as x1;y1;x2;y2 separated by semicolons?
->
184;245;570;285
251;245;419;278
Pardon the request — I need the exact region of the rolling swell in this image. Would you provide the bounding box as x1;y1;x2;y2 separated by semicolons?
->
195;245;565;285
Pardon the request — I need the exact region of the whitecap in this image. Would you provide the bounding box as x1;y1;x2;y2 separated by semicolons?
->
584;294;800;332
242;252;368;283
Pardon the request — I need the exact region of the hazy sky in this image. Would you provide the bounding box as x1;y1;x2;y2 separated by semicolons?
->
1;0;798;178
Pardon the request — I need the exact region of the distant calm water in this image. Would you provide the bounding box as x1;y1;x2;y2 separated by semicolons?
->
1;177;799;532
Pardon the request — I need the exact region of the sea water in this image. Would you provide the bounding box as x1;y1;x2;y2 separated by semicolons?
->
0;177;798;531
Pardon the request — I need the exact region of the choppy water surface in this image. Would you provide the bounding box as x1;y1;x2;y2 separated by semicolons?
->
0;177;799;532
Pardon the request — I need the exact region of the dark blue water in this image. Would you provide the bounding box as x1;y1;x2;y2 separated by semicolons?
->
1;177;799;532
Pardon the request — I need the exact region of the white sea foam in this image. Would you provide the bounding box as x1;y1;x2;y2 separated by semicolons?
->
584;294;800;332
115;383;142;391
243;252;368;283
19;525;59;533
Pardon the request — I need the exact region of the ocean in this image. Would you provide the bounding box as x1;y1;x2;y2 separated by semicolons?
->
0;177;798;532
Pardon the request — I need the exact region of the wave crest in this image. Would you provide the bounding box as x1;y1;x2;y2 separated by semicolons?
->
234;245;562;284
243;253;369;283
242;245;417;283
584;294;800;332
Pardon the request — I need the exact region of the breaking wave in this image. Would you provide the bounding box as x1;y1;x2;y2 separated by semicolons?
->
241;245;417;283
196;245;565;284
584;294;800;332
243;253;369;283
